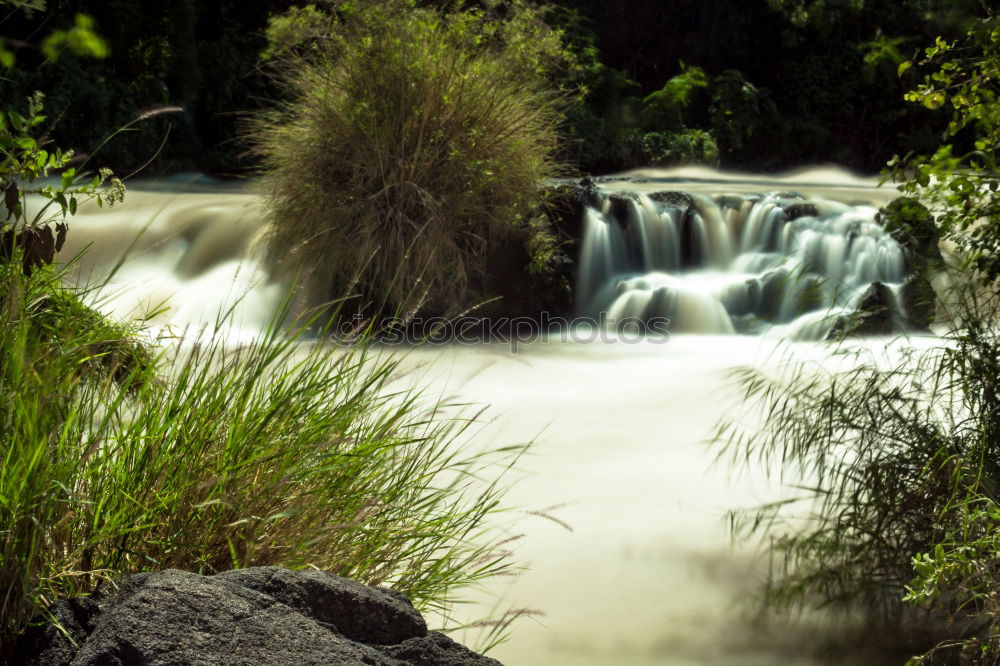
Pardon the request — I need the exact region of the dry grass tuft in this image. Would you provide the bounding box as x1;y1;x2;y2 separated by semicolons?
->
250;0;568;316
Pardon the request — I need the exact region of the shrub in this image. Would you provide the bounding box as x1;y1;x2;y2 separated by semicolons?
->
624;128;720;167
251;0;569;318
637;62;708;132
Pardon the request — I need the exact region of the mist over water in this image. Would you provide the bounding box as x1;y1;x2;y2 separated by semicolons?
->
56;168;914;665
58;186;283;341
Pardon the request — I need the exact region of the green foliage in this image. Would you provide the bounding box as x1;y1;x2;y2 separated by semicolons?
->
877;197;941;270
638;63;707;132
766;0;865;30
624;128;719;167
709;70;779;154
1;93;124;229
716;282;1000;658
0;1;107;68
0;4;123;278
38;13;108;61
891;15;1000;281
552;7;640;171
261;4;332;61
0;0;286;175
0;3;521;657
252;0;568;316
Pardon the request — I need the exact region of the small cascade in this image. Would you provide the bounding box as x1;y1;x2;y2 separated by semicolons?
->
577;189;908;338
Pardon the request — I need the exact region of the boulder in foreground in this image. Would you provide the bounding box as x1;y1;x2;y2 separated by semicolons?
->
12;567;501;666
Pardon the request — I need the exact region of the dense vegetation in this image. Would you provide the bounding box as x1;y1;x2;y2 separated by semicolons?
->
0;0;990;176
718;11;1000;664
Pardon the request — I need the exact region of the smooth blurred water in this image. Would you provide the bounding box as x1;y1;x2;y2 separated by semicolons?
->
55;167;919;665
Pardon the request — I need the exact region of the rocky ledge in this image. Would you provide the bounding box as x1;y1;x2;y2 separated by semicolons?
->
11;567;501;666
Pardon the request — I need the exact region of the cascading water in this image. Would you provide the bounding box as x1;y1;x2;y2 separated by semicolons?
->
577;186;908;339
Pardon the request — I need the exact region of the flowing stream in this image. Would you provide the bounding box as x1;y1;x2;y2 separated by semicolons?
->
57;167;923;665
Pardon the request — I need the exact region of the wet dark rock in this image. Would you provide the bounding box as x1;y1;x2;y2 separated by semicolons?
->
729;313;769;335
782;203;819;221
578;177;601;209
11;568;501;666
606;192;639;229
716;194;748;210
378;632;503;666
899;274;937;330
647;190;694;209
758;268;790;322
827;281;894;339
679;208;705;269
593;175;639;184
877;197;942;270
787;274;824;317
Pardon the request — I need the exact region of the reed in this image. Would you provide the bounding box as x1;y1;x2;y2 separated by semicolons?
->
715;277;1000;661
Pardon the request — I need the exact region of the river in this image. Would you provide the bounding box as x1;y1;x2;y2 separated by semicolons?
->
56;167;923;665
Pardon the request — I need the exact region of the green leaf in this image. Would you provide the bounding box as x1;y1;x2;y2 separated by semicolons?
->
922;92;946;110
8;112;26;132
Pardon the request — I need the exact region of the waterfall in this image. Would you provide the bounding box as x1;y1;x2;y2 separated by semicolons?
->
577;189;907;338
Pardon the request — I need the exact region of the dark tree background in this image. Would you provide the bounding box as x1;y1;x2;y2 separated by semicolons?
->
0;0;988;176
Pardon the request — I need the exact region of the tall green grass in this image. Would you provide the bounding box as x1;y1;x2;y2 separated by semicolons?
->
0;259;521;658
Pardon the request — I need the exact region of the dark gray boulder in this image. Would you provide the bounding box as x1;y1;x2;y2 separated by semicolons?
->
758;267;790;322
877;197;943;270
647;190;694;209
11;568;502;666
379;632;503;666
782;203;819;221
214;567;425;646
898;273;937;330
827;281;894;339
606;192;639;229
